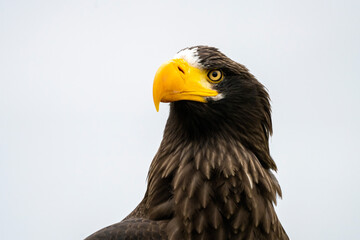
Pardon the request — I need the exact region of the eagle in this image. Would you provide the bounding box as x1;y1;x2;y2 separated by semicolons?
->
85;46;289;240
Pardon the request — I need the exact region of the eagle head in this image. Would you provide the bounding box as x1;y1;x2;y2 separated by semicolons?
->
153;46;275;170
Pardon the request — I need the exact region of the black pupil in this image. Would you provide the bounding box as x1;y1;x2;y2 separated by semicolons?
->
212;71;218;78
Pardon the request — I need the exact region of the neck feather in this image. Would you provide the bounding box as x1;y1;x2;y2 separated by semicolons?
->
146;124;283;239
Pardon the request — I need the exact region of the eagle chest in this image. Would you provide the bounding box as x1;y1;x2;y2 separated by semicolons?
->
149;139;273;239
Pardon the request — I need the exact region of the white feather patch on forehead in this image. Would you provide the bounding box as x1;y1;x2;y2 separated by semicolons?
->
173;47;203;69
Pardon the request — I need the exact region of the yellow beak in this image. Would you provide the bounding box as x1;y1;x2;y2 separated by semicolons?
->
153;58;218;111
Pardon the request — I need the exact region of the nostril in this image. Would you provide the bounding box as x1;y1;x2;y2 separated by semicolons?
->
178;66;185;74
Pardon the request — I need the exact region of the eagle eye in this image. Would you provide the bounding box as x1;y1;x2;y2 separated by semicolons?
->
207;70;223;83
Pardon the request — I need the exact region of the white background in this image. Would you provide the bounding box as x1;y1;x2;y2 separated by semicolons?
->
1;1;359;239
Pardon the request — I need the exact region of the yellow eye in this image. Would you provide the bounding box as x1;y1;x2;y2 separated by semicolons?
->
207;70;223;83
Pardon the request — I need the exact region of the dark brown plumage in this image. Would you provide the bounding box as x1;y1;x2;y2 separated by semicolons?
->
85;46;289;240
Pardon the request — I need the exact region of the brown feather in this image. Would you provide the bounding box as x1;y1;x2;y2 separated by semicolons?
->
198;181;212;208
194;212;207;234
188;171;202;198
207;202;222;229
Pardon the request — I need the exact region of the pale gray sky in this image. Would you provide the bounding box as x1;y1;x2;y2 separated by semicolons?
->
1;1;359;239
